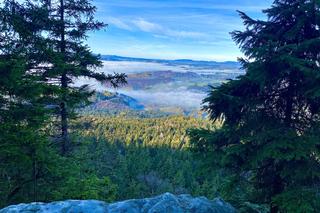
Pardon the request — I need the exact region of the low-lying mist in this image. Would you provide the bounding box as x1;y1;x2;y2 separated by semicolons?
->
75;60;241;110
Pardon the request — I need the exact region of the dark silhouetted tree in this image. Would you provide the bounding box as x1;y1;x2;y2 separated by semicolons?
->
190;0;320;212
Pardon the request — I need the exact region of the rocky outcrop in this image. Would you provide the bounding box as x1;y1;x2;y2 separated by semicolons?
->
0;193;236;213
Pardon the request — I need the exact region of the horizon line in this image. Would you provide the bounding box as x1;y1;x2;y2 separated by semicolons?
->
98;54;240;63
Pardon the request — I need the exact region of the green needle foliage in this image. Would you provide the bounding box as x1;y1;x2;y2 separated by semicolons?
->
0;0;60;205
0;0;123;206
25;0;127;154
190;0;320;212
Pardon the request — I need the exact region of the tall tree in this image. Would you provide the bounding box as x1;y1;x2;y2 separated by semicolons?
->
190;0;320;212
34;0;126;154
0;0;60;205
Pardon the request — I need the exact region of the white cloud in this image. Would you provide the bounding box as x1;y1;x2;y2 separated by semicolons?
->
132;18;207;39
133;19;162;32
106;17;133;31
102;17;206;39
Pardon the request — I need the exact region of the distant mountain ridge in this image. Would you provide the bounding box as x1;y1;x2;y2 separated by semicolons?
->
100;55;240;70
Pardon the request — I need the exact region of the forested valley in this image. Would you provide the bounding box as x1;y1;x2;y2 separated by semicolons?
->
1;0;320;212
0;0;221;208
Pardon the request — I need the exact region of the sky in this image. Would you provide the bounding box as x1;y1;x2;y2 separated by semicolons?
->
88;0;274;61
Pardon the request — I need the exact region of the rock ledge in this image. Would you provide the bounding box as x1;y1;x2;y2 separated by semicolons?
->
0;193;236;213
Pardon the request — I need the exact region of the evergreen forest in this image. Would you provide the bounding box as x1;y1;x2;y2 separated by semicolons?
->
1;0;320;212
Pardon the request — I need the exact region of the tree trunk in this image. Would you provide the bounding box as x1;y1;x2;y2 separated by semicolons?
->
270;205;279;213
59;0;69;155
270;168;284;213
60;99;68;154
284;73;294;126
32;151;37;202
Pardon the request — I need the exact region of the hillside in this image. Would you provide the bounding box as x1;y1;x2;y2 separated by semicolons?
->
80;91;186;117
84;91;144;111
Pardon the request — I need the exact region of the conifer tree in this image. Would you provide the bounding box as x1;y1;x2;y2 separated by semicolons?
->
0;0;60;205
32;0;126;154
190;0;320;212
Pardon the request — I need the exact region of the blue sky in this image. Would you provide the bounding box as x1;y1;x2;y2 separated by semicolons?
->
88;0;273;61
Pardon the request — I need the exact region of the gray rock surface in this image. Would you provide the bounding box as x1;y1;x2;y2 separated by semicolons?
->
0;193;236;213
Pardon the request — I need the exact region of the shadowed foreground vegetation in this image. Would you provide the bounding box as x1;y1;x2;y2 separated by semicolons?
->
2;0;320;212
